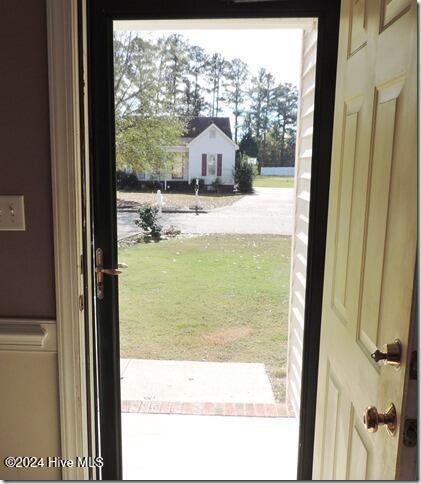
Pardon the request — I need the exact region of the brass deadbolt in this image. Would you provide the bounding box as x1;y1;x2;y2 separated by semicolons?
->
363;403;397;436
371;339;402;367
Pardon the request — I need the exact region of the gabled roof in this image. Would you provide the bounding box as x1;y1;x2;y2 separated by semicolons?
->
183;117;232;139
187;122;239;149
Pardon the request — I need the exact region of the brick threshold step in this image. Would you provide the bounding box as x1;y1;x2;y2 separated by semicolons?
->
121;400;290;418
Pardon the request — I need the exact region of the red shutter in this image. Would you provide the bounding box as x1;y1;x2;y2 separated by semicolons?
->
201;154;207;176
217;154;222;176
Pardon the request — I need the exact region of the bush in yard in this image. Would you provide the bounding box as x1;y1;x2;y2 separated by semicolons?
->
135;203;162;239
234;155;257;193
143;180;163;190
189;178;205;191
116;170;139;190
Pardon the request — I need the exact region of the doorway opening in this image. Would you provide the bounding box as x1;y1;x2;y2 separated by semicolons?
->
112;18;317;480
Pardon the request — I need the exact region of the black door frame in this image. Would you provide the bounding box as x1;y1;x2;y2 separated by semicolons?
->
87;1;340;479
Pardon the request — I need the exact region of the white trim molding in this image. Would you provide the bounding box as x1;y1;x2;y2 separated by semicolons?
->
46;0;89;479
0;318;57;352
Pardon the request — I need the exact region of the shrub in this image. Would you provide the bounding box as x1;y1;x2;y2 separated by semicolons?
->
143;180;162;190
234;156;257;193
212;177;222;193
116;170;139;190
189;178;205;191
135;203;162;239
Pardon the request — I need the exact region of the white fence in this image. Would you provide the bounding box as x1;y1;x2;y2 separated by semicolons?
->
260;167;295;176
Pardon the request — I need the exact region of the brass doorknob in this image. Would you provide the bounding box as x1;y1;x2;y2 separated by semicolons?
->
371;339;401;367
363;403;397;436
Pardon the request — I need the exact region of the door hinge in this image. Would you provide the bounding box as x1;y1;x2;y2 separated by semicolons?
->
79;294;84;311
410;350;417;380
403;419;417;447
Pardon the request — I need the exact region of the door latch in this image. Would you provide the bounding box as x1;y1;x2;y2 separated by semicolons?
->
95;248;121;300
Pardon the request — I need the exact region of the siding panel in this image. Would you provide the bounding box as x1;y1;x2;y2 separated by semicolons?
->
286;22;318;417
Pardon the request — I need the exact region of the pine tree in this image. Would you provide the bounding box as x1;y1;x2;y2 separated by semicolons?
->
249;68;267;142
224;58;248;143
188;45;209;116
206;53;227;116
161;34;189;114
272;83;298;164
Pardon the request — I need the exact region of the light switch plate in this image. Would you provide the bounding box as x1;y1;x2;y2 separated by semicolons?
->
0;195;25;231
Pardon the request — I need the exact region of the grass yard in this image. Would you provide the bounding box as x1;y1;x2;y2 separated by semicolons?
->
118;234;291;401
254;175;294;188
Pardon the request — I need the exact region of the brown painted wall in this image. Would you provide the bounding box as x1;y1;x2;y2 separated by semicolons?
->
0;0;56;318
0;1;61;479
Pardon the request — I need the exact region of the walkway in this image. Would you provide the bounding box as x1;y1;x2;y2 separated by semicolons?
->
122;413;298;480
120;358;288;418
117;187;294;238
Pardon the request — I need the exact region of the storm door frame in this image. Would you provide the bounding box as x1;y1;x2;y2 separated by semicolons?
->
87;1;340;479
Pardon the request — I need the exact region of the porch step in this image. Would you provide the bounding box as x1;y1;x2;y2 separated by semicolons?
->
121;400;290;418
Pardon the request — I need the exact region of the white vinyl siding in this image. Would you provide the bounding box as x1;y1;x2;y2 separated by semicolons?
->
188;126;235;185
286;21;318;417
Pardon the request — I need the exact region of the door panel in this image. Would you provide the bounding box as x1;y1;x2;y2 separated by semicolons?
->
313;0;416;480
348;0;367;56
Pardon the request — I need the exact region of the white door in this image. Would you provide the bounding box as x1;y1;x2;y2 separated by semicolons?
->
313;0;416;480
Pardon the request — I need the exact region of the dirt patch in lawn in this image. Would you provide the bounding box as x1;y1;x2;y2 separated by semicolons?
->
117;191;244;211
201;327;253;346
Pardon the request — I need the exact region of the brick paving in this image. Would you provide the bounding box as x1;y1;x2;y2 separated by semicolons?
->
121;400;289;417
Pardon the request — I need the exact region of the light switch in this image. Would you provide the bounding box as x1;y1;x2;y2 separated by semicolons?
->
0;195;25;231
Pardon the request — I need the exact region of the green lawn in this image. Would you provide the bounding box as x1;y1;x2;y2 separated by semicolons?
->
118;234;291;401
254;175;294;188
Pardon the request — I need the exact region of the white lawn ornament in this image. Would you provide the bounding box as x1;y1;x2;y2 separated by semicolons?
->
155;189;164;214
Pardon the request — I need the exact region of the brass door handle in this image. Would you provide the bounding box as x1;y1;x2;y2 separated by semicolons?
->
95;248;121;300
96;268;122;276
371;339;401;367
363;403;397;436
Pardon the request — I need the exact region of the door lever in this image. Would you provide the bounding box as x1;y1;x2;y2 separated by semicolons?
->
97;268;122;276
95;248;121;300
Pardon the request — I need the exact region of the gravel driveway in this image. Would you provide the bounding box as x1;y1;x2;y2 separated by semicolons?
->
117;187;294;237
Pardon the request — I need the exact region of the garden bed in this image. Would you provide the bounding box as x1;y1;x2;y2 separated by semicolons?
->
117;191;244;212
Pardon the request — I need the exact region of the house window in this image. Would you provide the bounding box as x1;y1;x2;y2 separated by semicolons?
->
171;153;185;179
172;164;183;179
207;154;216;176
209;128;216;139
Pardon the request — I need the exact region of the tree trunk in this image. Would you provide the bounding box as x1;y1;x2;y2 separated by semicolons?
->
280;122;286;164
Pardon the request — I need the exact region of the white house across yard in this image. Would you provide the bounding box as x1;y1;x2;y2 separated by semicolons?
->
136;117;239;192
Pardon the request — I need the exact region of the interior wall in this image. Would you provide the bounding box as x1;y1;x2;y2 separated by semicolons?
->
0;0;55;318
0;0;61;479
